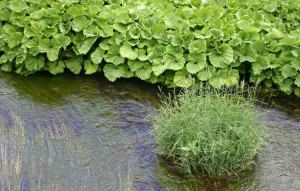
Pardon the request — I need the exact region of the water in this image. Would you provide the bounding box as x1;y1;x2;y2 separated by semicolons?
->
0;71;299;191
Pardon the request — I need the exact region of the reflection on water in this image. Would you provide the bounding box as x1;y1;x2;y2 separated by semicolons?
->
0;71;299;190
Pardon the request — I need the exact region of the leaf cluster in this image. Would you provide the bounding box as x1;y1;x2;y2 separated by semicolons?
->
0;0;299;96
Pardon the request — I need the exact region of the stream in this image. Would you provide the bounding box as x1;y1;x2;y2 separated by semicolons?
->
0;71;299;191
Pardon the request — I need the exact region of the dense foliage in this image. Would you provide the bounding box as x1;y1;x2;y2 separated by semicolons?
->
0;0;299;96
151;86;266;176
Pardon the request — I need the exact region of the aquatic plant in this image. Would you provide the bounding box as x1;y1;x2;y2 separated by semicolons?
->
0;114;135;190
151;84;266;176
0;0;299;96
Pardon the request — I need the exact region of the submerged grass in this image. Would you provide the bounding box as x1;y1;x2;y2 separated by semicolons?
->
0;113;135;191
151;84;266;177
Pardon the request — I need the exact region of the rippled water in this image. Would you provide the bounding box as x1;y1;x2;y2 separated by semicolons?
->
0;71;299;191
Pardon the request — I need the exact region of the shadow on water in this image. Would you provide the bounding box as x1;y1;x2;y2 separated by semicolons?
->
0;71;299;190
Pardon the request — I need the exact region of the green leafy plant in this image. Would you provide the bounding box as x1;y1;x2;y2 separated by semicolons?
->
151;84;266;176
0;0;299;96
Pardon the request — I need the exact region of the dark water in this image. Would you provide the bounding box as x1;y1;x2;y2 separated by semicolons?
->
0;71;299;191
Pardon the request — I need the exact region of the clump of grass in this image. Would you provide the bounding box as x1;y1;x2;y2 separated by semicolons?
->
151;84;266;177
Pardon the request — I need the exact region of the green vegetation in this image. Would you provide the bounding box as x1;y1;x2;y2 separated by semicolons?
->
151;85;266;176
0;0;299;96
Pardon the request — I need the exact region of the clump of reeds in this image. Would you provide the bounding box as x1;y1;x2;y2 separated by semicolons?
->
151;84;266;177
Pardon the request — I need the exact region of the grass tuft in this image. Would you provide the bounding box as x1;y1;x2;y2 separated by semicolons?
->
151;84;266;177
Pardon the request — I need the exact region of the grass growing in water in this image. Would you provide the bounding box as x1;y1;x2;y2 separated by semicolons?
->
0;114;136;191
151;85;266;177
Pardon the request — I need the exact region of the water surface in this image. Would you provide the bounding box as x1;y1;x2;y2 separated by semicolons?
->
0;71;299;190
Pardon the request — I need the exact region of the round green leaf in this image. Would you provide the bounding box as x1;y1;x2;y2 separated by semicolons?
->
291;57;300;71
48;61;65;75
281;64;297;78
252;56;268;75
38;39;61;61
164;53;185;71
279;79;293;94
66;56;83;74
104;45;125;65
188;39;207;53
128;60;144;72
295;73;300;87
84;60;99;75
135;63;152;80
103;64;125;82
120;42;138;60
1;62;12;72
77;37;98;55
209;44;233;68
187;52;207;74
25;55;45;71
152;58;168;76
197;66;215;81
174;68;193;88
294;88;300;97
91;48;104;64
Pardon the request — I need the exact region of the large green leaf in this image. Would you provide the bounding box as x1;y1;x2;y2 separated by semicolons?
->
135;62;152;80
238;44;257;63
194;27;212;39
120;42;138;60
252;56;268;75
295;88;300;97
279;79;293;94
197;66;215;81
166;45;184;58
209;69;239;88
48;61;65;75
77;37;97;55
83;25;100;37
103;64;125;82
104;45;125;65
99;25;114;37
9;1;28;13
173;0;191;5
174;69;193;88
209;0;228;7
152;58;168;76
128;60;144;72
120;64;134;78
72;15;91;32
295;73;300;87
209;44;233;68
84;60;99;74
66;56;83;74
54;34;71;50
137;49;148;61
24;22;46;38
1;62;13;72
291;57;300;71
164;53;185;71
269;28;284;39
25;55;45;71
129;27;140;39
186;52;207;74
281;64;297;78
91;47;104;64
38;38;61;61
26;37;40;56
188;39;207;53
67;4;85;18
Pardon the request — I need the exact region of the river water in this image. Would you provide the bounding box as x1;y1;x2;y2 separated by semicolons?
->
0;71;299;191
